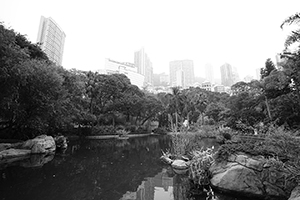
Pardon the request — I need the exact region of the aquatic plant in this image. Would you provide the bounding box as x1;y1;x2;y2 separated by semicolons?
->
170;132;196;158
116;129;129;136
189;147;215;186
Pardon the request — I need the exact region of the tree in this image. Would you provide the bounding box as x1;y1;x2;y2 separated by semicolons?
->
281;13;300;49
261;58;276;80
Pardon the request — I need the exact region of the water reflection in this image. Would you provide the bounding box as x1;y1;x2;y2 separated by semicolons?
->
120;167;175;200
0;135;246;200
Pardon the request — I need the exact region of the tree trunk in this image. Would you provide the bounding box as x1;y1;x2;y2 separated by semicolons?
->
175;112;178;133
265;96;272;120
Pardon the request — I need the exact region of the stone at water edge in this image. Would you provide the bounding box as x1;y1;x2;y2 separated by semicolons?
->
171;159;190;174
0;143;12;151
210;153;297;199
22;135;56;154
289;186;300;200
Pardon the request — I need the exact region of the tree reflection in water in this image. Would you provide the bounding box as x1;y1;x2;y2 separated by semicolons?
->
0;136;249;200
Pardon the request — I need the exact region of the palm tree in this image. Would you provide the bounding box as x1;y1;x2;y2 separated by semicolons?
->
169;87;182;132
281;13;300;50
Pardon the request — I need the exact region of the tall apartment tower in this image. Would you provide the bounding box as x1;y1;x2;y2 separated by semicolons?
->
205;63;214;83
134;48;153;86
37;16;66;65
220;63;234;86
169;60;194;88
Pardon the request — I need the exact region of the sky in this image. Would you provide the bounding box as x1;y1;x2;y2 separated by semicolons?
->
2;0;300;79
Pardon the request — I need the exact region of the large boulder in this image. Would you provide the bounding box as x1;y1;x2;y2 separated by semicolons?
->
171;159;189;174
210;153;297;199
0;143;12;151
289;186;300;200
22;135;56;154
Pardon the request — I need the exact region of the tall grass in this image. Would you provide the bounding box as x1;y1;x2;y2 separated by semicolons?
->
170;132;196;158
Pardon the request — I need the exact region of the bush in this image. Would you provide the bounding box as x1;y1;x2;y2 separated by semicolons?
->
189;147;215;186
153;127;168;135
91;125;116;135
134;126;148;134
215;126;300;164
125;125;137;133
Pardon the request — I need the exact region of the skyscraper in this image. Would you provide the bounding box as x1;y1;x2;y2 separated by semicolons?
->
134;48;153;86
169;60;194;88
205;63;214;83
37;16;66;65
220;63;234;86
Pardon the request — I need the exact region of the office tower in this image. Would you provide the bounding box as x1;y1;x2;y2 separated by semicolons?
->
232;66;240;84
37;16;66;65
103;58;144;89
205;63;214;83
153;73;169;86
134;48;153;86
244;75;254;83
220;63;234;86
169;60;194;88
159;73;169;86
256;68;261;80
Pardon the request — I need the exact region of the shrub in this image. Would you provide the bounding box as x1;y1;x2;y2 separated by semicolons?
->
153;127;168;135
189;147;215;186
135;126;148;134
91;125;116;135
125;125;137;133
215;126;300;165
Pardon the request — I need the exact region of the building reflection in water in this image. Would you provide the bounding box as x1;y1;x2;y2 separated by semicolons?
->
120;167;175;200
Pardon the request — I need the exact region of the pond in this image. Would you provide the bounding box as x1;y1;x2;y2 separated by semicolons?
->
0;135;252;200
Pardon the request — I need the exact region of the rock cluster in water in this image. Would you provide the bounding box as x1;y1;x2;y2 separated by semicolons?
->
0;135;67;165
209;153;299;199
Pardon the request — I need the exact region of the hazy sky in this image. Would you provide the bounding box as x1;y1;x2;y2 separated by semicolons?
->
2;0;300;79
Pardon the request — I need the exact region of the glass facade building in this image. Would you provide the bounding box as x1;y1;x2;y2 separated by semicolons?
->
37;16;66;65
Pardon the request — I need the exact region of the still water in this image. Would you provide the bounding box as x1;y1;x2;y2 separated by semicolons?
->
0;135;249;200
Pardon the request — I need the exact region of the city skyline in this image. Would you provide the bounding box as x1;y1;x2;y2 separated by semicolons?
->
2;0;300;79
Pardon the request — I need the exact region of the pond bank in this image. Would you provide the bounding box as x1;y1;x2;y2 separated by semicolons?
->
83;133;157;139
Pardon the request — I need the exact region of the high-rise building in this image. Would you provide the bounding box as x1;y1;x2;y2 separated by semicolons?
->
232;66;240;83
153;73;169;86
134;48;153;86
220;63;234;86
101;58;144;89
169;60;194;88
205;63;214;83
256;68;262;80
37;16;66;65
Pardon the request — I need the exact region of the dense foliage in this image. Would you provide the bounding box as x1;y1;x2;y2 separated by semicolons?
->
1;12;300;139
0;23;163;139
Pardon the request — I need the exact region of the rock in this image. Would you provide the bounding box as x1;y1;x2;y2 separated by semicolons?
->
210;153;297;199
22;135;56;154
0;143;12;151
289;186;300;200
160;155;173;165
171;159;189;174
55;136;68;149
